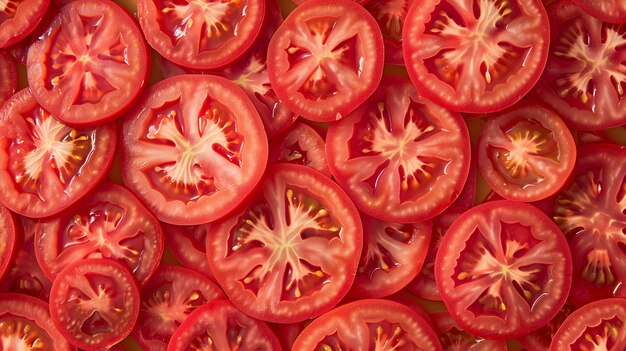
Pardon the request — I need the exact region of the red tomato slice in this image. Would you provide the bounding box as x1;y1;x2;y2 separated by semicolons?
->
454;156;477;208
167;300;281;351
134;265;225;351
403;0;549;113
365;0;413;65
477;102;577;202
0;293;74;351
49;258;140;351
573;0;626;24
349;214;432;299
326;76;470;223
0;204;15;281
0;0;49;48
26;0;149;125
121;75;267;225
292;299;442;350
35;182;164;286
293;0;370;4
0;50;16;105
385;290;434;326
267;0;384;122
269;122;330;177
0;89;116;218
518;304;575;350
163;223;215;280
436;200;572;339
137;0;264;69
550;298;626;351
535;2;626;130
207;164;362;323
432;310;507;351
551;144;626;306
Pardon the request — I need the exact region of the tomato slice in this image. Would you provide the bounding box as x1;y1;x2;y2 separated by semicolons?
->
167;300;281;351
267;0;384;122
0;204;15;282
535;2;626;130
134;265;225;350
550;298;626;351
573;0;626;24
293;0;370;4
0;293;74;351
403;0;549;113
477;102;577;202
0;50;16;105
137;0;264;69
432;310;507;351
26;0;149;125
268;122;330;177
121;75;267;225
551;144;626;306
326;76;470;223
436;200;572;339
35;182;164;286
349;214;432;299
518;304;575;350
163;223;215;280
49;258;140;351
207;164;362;323
0;89;116;218
0;0;49;48
364;0;413;65
292;299;442;350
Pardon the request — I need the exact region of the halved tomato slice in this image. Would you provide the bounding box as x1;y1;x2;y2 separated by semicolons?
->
163;223;215;280
403;0;549;113
0;0;49;48
269;122;330;177
0;50;16;105
365;0;413;65
267;0;384;122
436;200;572;339
121;75;267;225
35;182;164;285
326;76;470;223
573;0;626;24
27;0;149;125
207;164;362;323
0;89;116;218
432;310;507;351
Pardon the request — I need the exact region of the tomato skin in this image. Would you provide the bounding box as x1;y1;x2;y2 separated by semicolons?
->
432;310;507;351
0;0;50;48
163;223;215;280
573;0;626;24
0;203;16;281
0;50;16;105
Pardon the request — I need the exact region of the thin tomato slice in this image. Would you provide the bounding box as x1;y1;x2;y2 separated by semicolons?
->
0;89;116;218
267;0;384;122
0;204;15;281
0;50;16;105
573;0;626;24
0;0;49;48
436;200;572;339
207;164;362;323
432;310;507;351
27;0;149;125
403;0;549;113
365;0;413;65
163;223;215;280
326;76;470;223
121;75;267;225
269;122;330;177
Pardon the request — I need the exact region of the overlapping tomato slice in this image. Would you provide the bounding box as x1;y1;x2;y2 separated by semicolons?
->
365;0;413;65
573;0;626;24
0;50;16;105
269;122;330;177
432;310;507;351
0;0;49;48
163;223;215;280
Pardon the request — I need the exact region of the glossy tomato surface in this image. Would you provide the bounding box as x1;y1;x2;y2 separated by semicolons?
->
0;0;49;48
573;0;626;24
0;204;15;281
0;50;16;105
269;121;330;177
365;0;413;65
163;223;214;280
432;310;507;351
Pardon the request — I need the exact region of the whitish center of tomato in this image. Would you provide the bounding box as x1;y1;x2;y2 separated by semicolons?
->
0;316;53;351
141;287;206;340
232;54;271;97
0;0;20;19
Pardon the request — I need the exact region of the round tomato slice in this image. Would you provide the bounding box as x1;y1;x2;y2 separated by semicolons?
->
326;76;470;223
269;122;330;177
267;0;384;122
292;299;442;350
0;204;15;281
26;0;149;125
0;50;16;105
138;0;264;69
573;0;626;24
50;259;140;350
551;144;626;306
0;293;74;351
432;310;507;351
403;0;549;113
550;298;626;351
134;265;225;351
477;102;576;202
349;214;432;299
163;223;215;280
518;304;575;350
167;300;281;351
365;0;413;65
436;200;572;339
35;182;164;286
207;164;362;323
535;2;626;130
0;0;49;48
122;75;267;225
0;89;116;218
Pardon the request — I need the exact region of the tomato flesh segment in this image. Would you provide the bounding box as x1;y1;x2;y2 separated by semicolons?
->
163;223;214;280
432;310;507;351
365;0;413;65
0;204;15;281
574;0;626;25
0;50;16;105
269;122;330;177
0;0;49;48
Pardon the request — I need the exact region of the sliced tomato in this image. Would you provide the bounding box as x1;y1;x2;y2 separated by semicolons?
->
477;102;576;202
550;298;626;351
403;0;549;113
269;122;330;177
292;299;442;350
326;76;470;223
349;214;432;298
26;0;149;125
121;75;267;225
49;258;140;350
573;0;626;24
134;265;225;351
0;293;74;350
167;300;281;351
535;2;626;130
518;304;575;350
293;0;370;4
573;130;612;147
455;155;477;208
0;89;116;218
207;164;362;323
138;0;264;69
385;290;433;326
365;0;413;65
267;0;384;122
0;204;15;281
163;223;214;280
0;50;16;105
0;0;49;48
432;310;507;351
34;182;164;285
